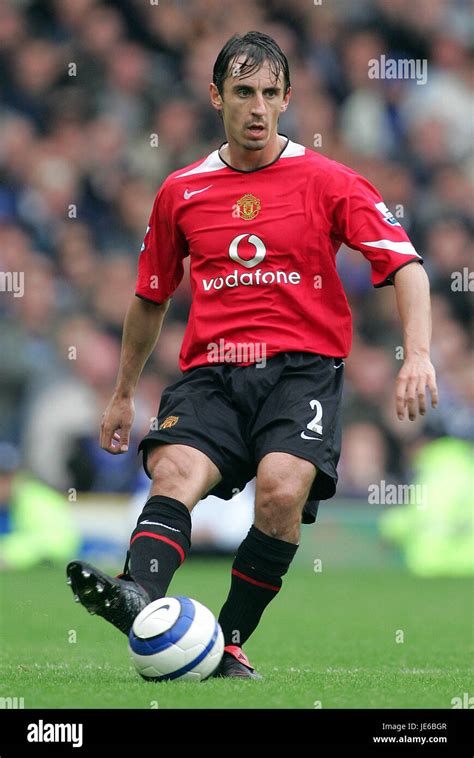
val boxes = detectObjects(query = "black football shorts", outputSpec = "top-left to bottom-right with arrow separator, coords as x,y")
138,352 -> 344,523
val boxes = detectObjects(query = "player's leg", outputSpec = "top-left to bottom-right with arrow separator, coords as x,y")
254,452 -> 316,542
216,452 -> 316,677
67,443 -> 221,635
129,442 -> 221,601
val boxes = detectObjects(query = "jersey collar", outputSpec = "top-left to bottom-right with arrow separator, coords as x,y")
217,134 -> 290,173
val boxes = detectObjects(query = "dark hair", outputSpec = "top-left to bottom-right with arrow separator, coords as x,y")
213,31 -> 291,96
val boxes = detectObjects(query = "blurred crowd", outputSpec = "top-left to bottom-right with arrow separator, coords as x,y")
0,0 -> 472,499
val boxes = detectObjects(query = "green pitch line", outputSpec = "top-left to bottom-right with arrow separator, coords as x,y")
0,561 -> 472,709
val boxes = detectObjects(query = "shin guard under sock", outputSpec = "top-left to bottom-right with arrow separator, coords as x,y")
129,495 -> 191,601
218,525 -> 298,647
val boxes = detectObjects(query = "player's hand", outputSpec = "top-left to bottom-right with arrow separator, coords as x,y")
100,393 -> 135,454
396,354 -> 438,421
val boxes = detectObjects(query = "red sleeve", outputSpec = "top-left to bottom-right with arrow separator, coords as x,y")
330,169 -> 422,287
135,182 -> 187,304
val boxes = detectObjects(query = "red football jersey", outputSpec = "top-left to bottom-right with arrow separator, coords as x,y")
136,137 -> 422,371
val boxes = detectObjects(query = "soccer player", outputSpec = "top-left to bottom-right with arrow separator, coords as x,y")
67,32 -> 438,678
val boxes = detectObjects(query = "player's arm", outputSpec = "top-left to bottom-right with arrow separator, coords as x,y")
100,180 -> 186,454
393,262 -> 438,421
328,167 -> 440,422
100,296 -> 170,454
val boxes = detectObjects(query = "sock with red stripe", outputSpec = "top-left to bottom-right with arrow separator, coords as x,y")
129,495 -> 191,601
218,525 -> 298,647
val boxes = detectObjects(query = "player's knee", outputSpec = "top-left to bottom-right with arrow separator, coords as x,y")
257,474 -> 304,514
255,484 -> 302,537
149,451 -> 194,490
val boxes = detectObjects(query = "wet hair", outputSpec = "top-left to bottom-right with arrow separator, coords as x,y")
213,31 -> 291,97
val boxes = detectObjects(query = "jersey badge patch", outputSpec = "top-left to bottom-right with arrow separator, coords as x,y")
237,194 -> 261,220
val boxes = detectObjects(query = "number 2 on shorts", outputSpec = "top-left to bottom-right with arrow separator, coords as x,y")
306,399 -> 323,435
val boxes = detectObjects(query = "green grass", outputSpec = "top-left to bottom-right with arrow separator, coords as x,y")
0,560 -> 472,709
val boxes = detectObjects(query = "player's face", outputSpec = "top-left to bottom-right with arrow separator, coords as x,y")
210,57 -> 290,153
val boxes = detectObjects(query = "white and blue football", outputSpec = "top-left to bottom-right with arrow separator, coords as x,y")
129,596 -> 224,681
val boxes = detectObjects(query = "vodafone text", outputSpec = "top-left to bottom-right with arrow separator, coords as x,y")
202,268 -> 301,291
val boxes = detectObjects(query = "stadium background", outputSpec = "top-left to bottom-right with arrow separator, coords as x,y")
0,0 -> 472,711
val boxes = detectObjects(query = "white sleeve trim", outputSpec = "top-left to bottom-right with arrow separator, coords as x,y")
360,239 -> 421,257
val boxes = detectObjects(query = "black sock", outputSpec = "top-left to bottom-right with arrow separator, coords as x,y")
218,525 -> 298,647
129,495 -> 191,601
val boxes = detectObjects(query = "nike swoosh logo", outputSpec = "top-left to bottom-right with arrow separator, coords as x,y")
333,362 -> 344,369
139,520 -> 180,532
156,604 -> 170,612
300,432 -> 323,440
184,185 -> 212,199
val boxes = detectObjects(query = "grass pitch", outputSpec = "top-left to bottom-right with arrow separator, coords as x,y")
0,559 -> 472,709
